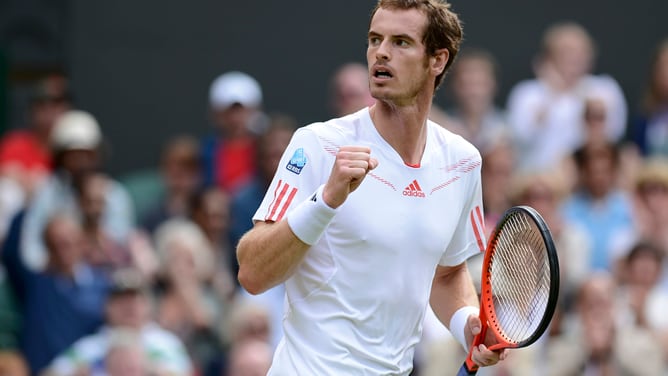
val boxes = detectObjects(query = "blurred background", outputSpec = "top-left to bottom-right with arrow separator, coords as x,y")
1,1 -> 668,376
1,0 -> 665,175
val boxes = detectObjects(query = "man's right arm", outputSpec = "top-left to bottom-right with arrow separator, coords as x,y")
236,219 -> 309,295
237,145 -> 378,295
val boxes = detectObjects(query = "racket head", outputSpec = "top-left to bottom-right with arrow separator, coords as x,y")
479,205 -> 560,349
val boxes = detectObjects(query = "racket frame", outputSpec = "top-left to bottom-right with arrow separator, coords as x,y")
461,205 -> 560,374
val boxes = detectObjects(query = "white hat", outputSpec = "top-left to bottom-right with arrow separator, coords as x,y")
51,110 -> 102,151
209,71 -> 262,110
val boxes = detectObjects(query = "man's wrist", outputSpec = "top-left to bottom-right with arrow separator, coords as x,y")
450,305 -> 479,351
287,185 -> 338,245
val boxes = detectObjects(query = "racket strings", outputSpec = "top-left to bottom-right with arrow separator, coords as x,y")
488,213 -> 551,344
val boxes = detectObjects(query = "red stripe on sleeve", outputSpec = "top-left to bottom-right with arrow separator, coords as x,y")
471,210 -> 485,253
475,205 -> 484,231
275,187 -> 298,222
267,181 -> 289,221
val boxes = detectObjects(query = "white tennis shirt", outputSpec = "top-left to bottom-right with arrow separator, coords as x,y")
253,108 -> 485,375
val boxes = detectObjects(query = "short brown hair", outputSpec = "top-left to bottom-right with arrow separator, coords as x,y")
370,0 -> 463,90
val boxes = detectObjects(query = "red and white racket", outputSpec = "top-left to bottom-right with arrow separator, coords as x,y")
457,206 -> 560,375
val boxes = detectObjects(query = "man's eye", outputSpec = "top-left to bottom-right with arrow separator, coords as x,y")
395,40 -> 408,47
369,37 -> 380,45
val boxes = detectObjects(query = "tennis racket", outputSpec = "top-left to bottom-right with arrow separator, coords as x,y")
456,205 -> 559,376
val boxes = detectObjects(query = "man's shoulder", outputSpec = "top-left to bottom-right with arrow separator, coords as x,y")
313,108 -> 369,132
427,121 -> 481,159
299,108 -> 369,146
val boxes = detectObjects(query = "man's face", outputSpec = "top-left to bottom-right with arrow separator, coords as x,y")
212,104 -> 254,138
60,149 -> 99,178
46,217 -> 84,271
79,175 -> 107,222
333,67 -> 374,116
366,8 -> 433,105
549,29 -> 592,82
194,189 -> 230,239
452,58 -> 496,110
582,155 -> 615,198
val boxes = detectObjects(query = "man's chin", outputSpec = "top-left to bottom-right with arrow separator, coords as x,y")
370,89 -> 394,101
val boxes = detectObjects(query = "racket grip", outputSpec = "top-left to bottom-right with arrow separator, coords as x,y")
459,324 -> 486,376
456,363 -> 477,376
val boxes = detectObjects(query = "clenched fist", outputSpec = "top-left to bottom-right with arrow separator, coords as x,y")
323,146 -> 379,209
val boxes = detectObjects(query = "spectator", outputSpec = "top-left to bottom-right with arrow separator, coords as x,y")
102,330 -> 149,376
140,135 -> 202,234
562,143 -> 634,272
630,157 -> 668,259
202,71 -> 267,194
75,172 -> 159,281
561,95 -> 642,193
153,218 -> 222,374
581,96 -> 612,150
189,186 -> 236,301
18,110 -> 135,272
632,38 -> 668,157
506,22 -> 627,171
224,300 -> 272,349
226,339 -> 272,376
1,213 -> 109,374
77,173 -> 132,271
329,62 -> 375,117
545,272 -> 664,376
0,73 -> 72,198
618,242 -> 668,360
203,300 -> 273,376
447,48 -> 508,149
44,268 -> 192,376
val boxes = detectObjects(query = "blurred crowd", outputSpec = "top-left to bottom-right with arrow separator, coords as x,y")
0,21 -> 666,376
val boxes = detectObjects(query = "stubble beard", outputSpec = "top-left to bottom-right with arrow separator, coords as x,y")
370,74 -> 429,107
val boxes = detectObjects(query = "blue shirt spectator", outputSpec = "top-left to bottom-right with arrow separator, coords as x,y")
1,212 -> 110,374
561,144 -> 635,271
562,190 -> 634,270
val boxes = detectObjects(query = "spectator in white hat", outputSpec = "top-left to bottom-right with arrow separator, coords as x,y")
14,110 -> 135,272
201,71 -> 268,195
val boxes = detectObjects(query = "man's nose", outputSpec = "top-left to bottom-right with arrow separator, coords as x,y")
376,40 -> 391,61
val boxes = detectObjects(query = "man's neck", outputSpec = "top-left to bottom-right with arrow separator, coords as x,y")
370,98 -> 431,166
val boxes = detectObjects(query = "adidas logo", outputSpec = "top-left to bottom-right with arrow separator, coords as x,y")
402,179 -> 425,198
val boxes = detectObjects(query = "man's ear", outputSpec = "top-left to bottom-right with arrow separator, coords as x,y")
431,48 -> 449,76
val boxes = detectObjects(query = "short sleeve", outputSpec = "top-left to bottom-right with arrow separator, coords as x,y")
439,155 -> 486,266
253,126 -> 331,223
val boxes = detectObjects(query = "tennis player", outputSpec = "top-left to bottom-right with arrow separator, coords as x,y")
237,0 -> 505,374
